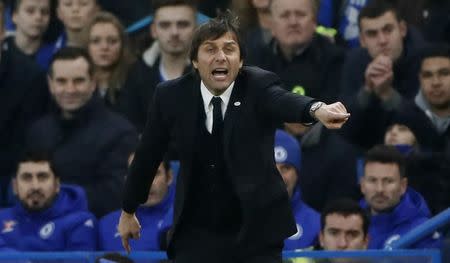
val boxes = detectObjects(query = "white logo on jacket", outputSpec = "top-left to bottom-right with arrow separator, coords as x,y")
39,222 -> 55,239
288,224 -> 303,240
274,146 -> 288,163
384,234 -> 401,248
2,220 -> 17,233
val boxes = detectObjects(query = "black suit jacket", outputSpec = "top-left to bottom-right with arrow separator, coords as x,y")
123,66 -> 316,257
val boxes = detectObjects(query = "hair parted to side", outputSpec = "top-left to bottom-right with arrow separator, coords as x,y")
48,47 -> 94,78
189,9 -> 245,62
358,0 -> 402,30
321,198 -> 370,237
364,144 -> 406,178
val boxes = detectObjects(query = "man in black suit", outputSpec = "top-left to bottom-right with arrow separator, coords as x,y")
119,11 -> 350,263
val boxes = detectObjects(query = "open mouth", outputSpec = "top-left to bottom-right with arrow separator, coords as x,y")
212,68 -> 228,80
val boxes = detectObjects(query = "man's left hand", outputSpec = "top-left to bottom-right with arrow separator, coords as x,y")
314,102 -> 350,129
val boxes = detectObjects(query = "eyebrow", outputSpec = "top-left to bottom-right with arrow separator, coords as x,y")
202,40 -> 237,46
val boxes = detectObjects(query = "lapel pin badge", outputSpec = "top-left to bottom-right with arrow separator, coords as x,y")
234,101 -> 241,106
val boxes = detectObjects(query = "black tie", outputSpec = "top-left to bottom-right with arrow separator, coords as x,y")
211,96 -> 223,137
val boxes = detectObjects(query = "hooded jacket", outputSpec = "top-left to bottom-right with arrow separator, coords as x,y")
0,185 -> 97,251
360,187 -> 442,249
284,186 -> 320,250
98,185 -> 175,251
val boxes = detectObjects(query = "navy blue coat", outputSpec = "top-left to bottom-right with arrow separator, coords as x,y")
26,96 -> 138,217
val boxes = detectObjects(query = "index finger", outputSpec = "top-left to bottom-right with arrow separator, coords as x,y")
121,235 -> 131,254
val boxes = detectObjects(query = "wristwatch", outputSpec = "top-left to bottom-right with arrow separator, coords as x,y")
309,101 -> 324,120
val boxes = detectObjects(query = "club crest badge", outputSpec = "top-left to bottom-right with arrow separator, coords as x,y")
39,222 -> 55,239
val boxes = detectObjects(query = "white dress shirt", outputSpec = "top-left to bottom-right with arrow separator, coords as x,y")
200,81 -> 235,133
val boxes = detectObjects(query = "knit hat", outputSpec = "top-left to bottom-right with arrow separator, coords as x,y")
274,129 -> 301,172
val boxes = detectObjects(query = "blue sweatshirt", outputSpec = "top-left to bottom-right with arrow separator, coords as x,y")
98,186 -> 174,251
361,187 -> 442,249
284,186 -> 320,250
0,184 -> 97,251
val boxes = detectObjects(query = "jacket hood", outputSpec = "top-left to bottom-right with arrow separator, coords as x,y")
15,184 -> 89,220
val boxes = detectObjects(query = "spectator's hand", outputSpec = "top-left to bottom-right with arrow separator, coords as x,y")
118,211 -> 141,253
365,55 -> 394,100
314,102 -> 350,129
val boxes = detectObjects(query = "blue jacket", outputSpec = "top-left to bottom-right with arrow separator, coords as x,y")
284,186 -> 320,250
99,186 -> 175,251
361,187 -> 442,249
0,185 -> 97,251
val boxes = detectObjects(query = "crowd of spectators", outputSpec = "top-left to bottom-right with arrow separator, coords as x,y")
0,0 -> 449,260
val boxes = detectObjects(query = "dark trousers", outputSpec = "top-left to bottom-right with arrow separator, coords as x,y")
173,227 -> 283,263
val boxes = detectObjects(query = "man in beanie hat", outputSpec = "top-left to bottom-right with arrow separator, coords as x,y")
275,129 -> 320,250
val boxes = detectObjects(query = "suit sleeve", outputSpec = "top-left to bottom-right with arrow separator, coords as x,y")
261,84 -> 316,124
122,85 -> 171,213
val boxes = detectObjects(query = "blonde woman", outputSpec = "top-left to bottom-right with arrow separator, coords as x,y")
86,11 -> 135,107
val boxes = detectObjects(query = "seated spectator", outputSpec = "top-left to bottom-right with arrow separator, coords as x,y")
390,44 -> 450,154
99,161 -> 174,251
319,198 -> 369,251
5,0 -> 54,69
86,11 -> 135,108
25,47 -> 138,217
55,0 -> 99,48
249,0 -> 344,104
274,130 -> 320,250
383,123 -> 450,215
0,151 -> 97,251
342,43 -> 450,153
119,0 -> 196,133
384,123 -> 418,150
0,1 -> 49,206
360,145 -> 441,249
340,1 -> 427,150
285,198 -> 368,263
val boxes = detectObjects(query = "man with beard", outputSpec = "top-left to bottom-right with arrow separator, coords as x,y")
359,145 -> 441,249
0,151 -> 97,251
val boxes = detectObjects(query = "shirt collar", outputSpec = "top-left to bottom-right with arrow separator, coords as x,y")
200,81 -> 235,112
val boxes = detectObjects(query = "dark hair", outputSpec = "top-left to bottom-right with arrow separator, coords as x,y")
95,253 -> 134,263
152,0 -> 196,14
48,47 -> 94,78
16,150 -> 57,177
189,10 -> 245,62
358,0 -> 402,30
321,198 -> 370,237
420,43 -> 450,65
364,144 -> 406,178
